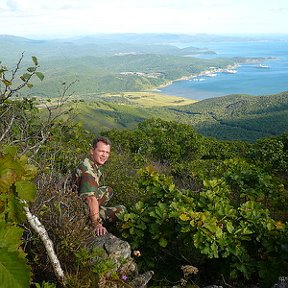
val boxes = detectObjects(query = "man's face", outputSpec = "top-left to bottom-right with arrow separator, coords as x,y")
90,141 -> 110,166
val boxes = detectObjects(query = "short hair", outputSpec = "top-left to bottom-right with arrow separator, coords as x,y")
92,136 -> 112,149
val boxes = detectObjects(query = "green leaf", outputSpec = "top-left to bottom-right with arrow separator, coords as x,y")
149,223 -> 160,234
215,226 -> 223,238
159,237 -> 168,247
2,146 -> 18,157
241,226 -> 253,235
32,56 -> 38,66
179,213 -> 190,221
149,211 -> 159,219
204,222 -> 217,233
129,227 -> 135,235
135,201 -> 144,211
180,225 -> 191,233
0,248 -> 32,288
226,221 -> 234,233
7,195 -> 26,223
2,79 -> 12,86
35,72 -> 44,81
211,241 -> 219,258
0,222 -> 23,251
266,220 -> 275,231
136,221 -> 146,230
20,73 -> 31,81
0,169 -> 16,193
15,181 -> 36,202
27,67 -> 37,73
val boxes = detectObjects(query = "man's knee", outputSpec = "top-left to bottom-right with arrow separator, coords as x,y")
102,205 -> 126,222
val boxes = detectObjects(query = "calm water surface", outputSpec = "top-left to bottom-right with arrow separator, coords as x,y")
159,38 -> 288,100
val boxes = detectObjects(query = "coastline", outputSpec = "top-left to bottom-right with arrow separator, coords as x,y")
153,63 -> 239,91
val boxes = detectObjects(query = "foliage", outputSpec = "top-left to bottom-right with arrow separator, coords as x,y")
0,54 -> 44,104
1,54 -> 288,288
0,146 -> 37,288
0,56 -> 94,287
33,281 -> 57,288
107,118 -> 204,164
69,91 -> 288,142
71,247 -> 117,287
250,133 -> 288,173
118,162 -> 288,287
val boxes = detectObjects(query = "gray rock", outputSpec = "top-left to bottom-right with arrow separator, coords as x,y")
86,232 -> 132,264
272,277 -> 288,288
130,270 -> 154,288
86,232 -> 154,287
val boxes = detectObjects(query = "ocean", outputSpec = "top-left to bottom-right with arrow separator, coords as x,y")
158,36 -> 288,100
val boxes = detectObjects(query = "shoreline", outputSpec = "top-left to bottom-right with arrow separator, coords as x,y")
153,63 -> 239,91
153,55 -> 274,93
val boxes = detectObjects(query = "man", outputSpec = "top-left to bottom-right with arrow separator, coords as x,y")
74,136 -> 125,236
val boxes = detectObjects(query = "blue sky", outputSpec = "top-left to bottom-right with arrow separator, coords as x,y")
1,0 -> 287,39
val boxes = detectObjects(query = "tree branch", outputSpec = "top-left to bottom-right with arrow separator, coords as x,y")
22,202 -> 65,283
0,115 -> 15,142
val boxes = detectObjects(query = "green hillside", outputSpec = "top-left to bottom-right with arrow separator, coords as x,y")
31,53 -> 240,97
68,92 -> 195,131
64,91 -> 288,142
173,92 -> 288,141
1,34 -> 286,142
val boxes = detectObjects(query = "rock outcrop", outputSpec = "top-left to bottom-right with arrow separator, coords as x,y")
86,232 -> 154,287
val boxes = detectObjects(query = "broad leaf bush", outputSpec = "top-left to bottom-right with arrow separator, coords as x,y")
0,146 -> 37,288
118,165 -> 288,287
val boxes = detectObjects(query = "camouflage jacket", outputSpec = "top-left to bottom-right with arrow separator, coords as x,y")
73,157 -> 104,197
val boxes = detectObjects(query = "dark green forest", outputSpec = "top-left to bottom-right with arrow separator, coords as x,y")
70,91 -> 288,142
1,53 -> 288,288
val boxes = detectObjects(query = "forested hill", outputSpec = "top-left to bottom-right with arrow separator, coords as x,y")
170,92 -> 288,141
68,91 -> 288,142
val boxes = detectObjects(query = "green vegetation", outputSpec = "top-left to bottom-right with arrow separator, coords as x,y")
176,92 -> 288,141
61,91 -> 288,142
104,119 -> 288,287
30,53 -> 238,97
1,52 -> 288,288
0,146 -> 36,288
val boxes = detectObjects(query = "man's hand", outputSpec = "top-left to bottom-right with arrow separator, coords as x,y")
85,196 -> 107,236
94,223 -> 107,236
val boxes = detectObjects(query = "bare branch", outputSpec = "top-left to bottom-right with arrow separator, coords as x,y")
0,115 -> 15,142
23,202 -> 66,284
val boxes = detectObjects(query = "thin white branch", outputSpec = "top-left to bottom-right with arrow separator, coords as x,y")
22,203 -> 65,283
0,115 -> 15,142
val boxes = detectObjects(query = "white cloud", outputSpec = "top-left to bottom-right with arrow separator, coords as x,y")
0,0 -> 288,38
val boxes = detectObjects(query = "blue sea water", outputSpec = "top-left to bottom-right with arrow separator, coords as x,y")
158,37 -> 288,100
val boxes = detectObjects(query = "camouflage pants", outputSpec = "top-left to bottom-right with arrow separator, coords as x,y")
92,186 -> 126,223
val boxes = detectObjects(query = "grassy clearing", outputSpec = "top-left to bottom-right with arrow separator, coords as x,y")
102,91 -> 196,107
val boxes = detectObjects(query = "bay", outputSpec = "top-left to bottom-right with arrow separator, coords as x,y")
158,36 -> 288,100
